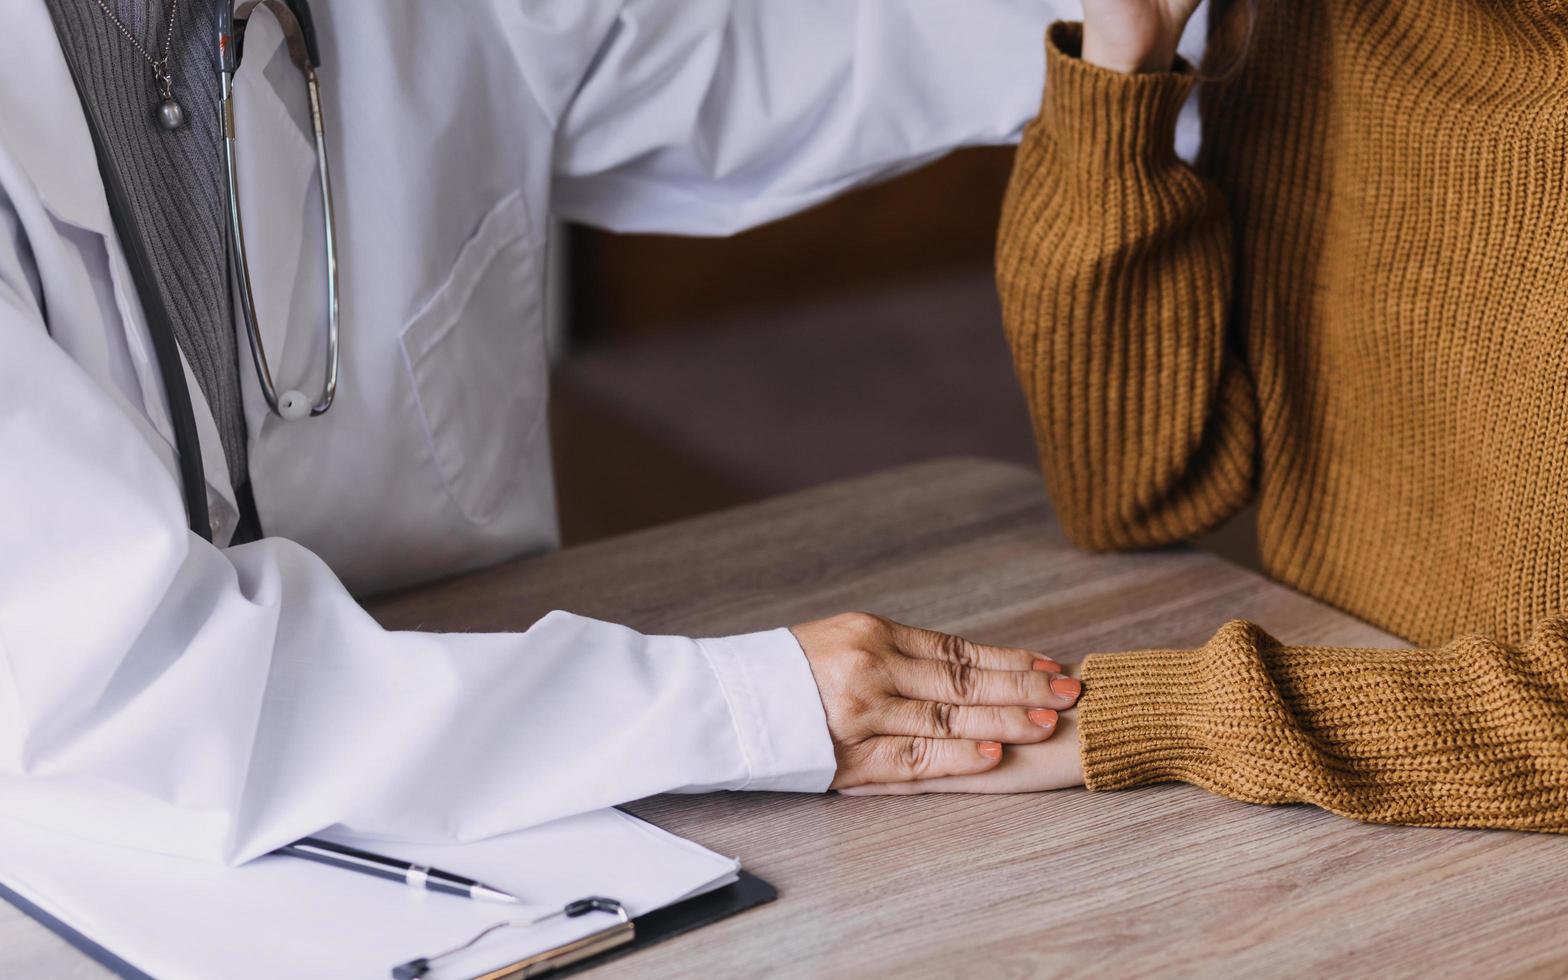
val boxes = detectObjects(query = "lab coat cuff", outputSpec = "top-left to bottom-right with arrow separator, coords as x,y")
698,628 -> 837,793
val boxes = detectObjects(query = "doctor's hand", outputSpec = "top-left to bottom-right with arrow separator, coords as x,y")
836,711 -> 1085,797
791,613 -> 1081,789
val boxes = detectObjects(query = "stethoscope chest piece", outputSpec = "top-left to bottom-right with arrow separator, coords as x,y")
277,389 -> 312,421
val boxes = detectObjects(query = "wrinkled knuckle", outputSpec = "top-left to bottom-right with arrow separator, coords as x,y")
945,661 -> 980,702
927,700 -> 957,739
897,738 -> 932,778
937,632 -> 978,669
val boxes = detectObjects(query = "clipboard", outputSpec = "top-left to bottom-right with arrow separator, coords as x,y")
0,878 -> 156,980
0,851 -> 776,980
553,870 -> 775,978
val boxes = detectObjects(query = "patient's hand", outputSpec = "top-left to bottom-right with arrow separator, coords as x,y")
792,613 -> 1080,790
835,711 -> 1085,796
1082,0 -> 1204,74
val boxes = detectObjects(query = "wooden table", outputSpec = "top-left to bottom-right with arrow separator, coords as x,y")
7,460 -> 1566,978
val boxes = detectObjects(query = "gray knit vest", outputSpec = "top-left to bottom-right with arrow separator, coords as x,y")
45,0 -> 249,487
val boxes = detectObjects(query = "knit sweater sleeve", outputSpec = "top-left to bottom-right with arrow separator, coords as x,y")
1080,621 -> 1568,833
1006,26 -> 1568,833
997,23 -> 1256,551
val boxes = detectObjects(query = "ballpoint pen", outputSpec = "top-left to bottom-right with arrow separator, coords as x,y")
275,837 -> 522,904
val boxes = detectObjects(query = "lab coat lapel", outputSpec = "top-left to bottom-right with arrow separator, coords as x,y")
0,0 -> 239,530
0,2 -> 114,238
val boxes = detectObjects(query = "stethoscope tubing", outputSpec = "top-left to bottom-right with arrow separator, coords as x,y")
54,0 -> 333,537
220,0 -> 339,421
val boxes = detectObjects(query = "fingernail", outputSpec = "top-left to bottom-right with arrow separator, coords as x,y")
1028,708 -> 1058,729
1051,675 -> 1082,699
1033,659 -> 1060,672
978,741 -> 1003,760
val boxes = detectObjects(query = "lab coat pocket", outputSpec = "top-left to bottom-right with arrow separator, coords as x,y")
399,191 -> 545,526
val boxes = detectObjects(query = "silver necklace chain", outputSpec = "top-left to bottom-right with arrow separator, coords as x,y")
86,0 -> 186,128
89,0 -> 178,80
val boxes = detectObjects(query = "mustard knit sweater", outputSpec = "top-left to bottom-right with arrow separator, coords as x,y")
998,16 -> 1568,833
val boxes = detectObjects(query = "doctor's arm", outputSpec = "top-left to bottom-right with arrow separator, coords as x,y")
0,301 -> 1081,864
548,0 -> 1079,236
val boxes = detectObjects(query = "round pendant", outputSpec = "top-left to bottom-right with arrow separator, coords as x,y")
156,99 -> 185,131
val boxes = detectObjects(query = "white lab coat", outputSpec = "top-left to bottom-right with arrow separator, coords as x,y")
0,0 -> 1079,865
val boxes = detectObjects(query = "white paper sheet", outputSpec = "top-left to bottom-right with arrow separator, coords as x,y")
0,808 -> 739,978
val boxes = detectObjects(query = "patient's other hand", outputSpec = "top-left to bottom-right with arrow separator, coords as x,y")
1082,0 -> 1204,74
836,712 -> 1085,796
791,613 -> 1080,790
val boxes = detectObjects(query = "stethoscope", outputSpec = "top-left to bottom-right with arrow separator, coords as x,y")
219,0 -> 341,423
67,0 -> 336,539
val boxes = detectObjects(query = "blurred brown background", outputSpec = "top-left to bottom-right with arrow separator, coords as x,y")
550,146 -> 1037,545
549,145 -> 1260,566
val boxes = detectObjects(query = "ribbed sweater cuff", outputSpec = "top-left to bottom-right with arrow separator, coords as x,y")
1078,620 -> 1330,795
1042,22 -> 1197,171
1078,648 -> 1217,791
1077,620 -> 1568,834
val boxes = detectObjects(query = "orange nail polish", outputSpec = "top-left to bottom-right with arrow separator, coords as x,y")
1028,708 -> 1058,729
1051,675 -> 1082,699
1032,659 -> 1060,672
978,741 -> 1003,760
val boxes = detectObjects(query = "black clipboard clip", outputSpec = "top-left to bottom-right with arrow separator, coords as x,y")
391,897 -> 633,980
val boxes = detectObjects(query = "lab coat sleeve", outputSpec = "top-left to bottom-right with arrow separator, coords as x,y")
0,300 -> 835,865
548,0 -> 1079,235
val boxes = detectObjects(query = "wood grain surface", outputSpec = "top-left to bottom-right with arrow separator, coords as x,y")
6,459 -> 1566,978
